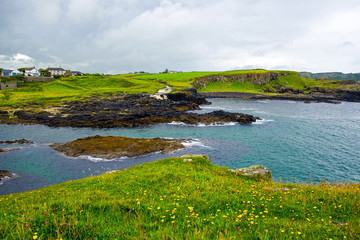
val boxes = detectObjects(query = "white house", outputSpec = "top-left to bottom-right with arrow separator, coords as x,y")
11,69 -> 22,76
24,67 -> 40,77
1,69 -> 22,76
47,67 -> 67,76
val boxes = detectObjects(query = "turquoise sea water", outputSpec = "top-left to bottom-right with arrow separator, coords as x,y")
0,99 -> 359,195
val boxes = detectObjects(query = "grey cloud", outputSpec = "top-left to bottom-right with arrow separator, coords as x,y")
1,0 -> 360,73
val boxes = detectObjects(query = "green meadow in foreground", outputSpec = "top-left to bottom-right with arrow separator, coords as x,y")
1,155 -> 359,239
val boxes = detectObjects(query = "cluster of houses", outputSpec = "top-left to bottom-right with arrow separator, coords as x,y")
1,67 -> 82,77
0,67 -> 83,90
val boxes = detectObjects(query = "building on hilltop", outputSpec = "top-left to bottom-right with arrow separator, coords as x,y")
24,67 -> 40,77
47,67 -> 67,76
70,71 -> 83,76
1,69 -> 22,76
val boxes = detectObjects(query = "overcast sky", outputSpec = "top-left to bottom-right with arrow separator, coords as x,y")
1,0 -> 360,74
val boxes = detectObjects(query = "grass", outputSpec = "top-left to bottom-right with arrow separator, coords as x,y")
1,155 -> 359,239
134,70 -> 296,91
134,72 -> 219,91
0,75 -> 164,107
1,70 -> 359,109
197,72 -> 360,94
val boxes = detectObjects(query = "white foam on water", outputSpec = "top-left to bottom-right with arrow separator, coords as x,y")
182,140 -> 211,149
168,121 -> 187,125
252,119 -> 274,125
77,155 -> 127,162
168,122 -> 238,127
197,122 -> 237,127
0,174 -> 15,185
256,100 -> 270,103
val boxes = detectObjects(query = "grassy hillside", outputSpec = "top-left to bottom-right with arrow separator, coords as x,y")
196,71 -> 360,94
0,74 -> 164,107
1,70 -> 359,108
134,72 -> 219,90
134,70 -> 296,91
1,155 -> 359,239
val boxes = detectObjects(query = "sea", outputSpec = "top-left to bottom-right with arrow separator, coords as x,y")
0,98 -> 359,195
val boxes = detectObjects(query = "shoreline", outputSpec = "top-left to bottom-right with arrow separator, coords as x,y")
198,91 -> 360,103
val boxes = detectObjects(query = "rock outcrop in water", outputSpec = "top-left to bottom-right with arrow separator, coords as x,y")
0,139 -> 33,144
0,170 -> 13,180
2,89 -> 259,128
51,135 -> 189,159
0,148 -> 21,153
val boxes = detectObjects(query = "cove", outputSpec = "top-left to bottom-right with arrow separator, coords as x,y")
1,98 -> 359,195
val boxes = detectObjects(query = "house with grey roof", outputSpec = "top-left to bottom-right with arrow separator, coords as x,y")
70,71 -> 83,76
1,69 -> 22,76
47,67 -> 67,76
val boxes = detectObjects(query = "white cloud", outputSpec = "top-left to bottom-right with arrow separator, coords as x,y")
0,53 -> 35,69
1,0 -> 360,73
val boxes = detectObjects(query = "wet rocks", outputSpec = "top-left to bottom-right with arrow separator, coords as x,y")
0,139 -> 33,144
0,170 -> 13,180
0,148 -> 21,153
51,135 -> 189,159
7,89 -> 259,128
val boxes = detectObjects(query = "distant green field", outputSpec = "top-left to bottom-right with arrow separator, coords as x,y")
134,72 -> 219,90
0,75 -> 164,107
1,70 -> 359,108
134,70 -> 296,91
197,71 -> 360,94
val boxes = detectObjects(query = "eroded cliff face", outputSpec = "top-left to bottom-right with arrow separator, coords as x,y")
192,72 -> 292,89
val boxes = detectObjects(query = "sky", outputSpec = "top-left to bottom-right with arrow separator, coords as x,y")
1,0 -> 360,74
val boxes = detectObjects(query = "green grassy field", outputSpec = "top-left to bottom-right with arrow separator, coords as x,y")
1,70 -> 359,109
1,155 -> 358,239
0,75 -> 164,107
196,71 -> 360,94
134,72 -> 219,90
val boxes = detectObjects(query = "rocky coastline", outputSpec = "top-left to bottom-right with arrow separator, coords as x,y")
0,139 -> 33,144
0,89 -> 259,128
51,135 -> 190,159
199,90 -> 360,103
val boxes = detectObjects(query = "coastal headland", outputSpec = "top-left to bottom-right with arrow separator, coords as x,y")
0,89 -> 258,127
1,69 -> 359,128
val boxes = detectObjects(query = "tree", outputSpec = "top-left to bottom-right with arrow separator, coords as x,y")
39,69 -> 51,77
17,68 -> 27,73
163,69 -> 169,73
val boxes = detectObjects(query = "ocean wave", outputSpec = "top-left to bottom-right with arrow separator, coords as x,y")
0,174 -> 16,185
197,122 -> 237,127
256,100 -> 270,103
252,119 -> 274,125
168,121 -> 187,125
77,155 -> 127,162
200,106 -> 234,110
169,121 -> 237,127
182,140 -> 211,149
